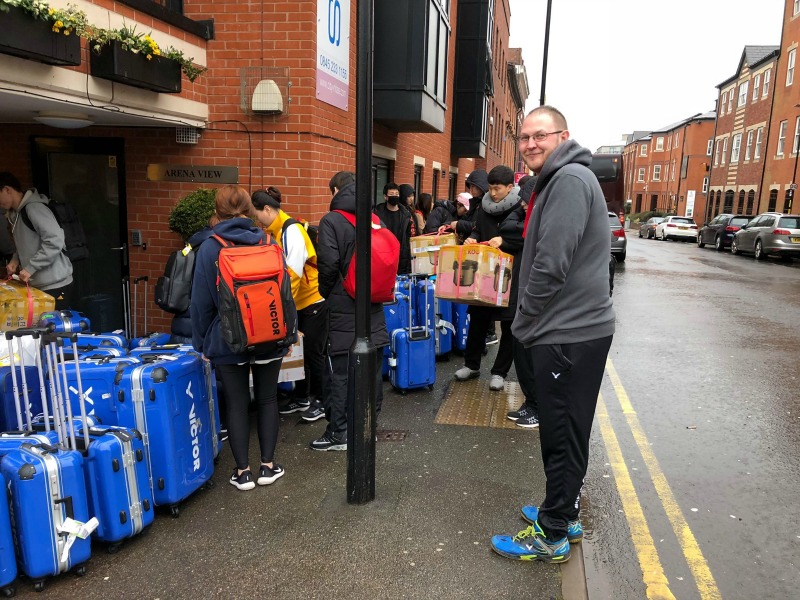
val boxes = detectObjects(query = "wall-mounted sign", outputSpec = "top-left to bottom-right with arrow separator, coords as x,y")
316,0 -> 350,111
686,190 -> 696,217
146,164 -> 238,184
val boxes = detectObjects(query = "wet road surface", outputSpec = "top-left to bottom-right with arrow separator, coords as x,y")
584,234 -> 800,599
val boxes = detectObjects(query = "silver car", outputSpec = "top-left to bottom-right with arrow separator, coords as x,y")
731,212 -> 800,260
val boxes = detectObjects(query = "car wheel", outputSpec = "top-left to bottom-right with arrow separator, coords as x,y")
647,230 -> 653,239
638,229 -> 643,238
731,238 -> 739,255
714,236 -> 724,251
697,234 -> 705,248
617,251 -> 626,262
755,240 -> 766,261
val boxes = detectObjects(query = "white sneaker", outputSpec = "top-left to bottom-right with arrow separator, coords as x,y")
489,375 -> 505,391
454,366 -> 480,381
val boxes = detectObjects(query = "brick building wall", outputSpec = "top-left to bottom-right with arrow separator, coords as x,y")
624,139 -> 653,214
761,0 -> 800,214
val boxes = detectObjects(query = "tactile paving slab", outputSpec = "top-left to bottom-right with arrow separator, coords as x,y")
434,379 -> 525,429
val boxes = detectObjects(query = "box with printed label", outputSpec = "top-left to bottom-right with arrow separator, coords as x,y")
410,233 -> 457,275
0,279 -> 55,331
278,332 -> 304,383
434,244 -> 513,308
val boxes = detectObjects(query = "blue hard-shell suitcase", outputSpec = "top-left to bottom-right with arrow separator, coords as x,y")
77,332 -> 128,348
382,291 -> 413,378
389,276 -> 436,391
452,302 -> 470,352
433,296 -> 454,357
0,443 -> 92,590
0,472 -> 16,597
38,310 -> 91,333
114,353 -> 218,514
79,426 -> 154,545
0,365 -> 44,432
129,332 -> 172,350
60,356 -> 140,426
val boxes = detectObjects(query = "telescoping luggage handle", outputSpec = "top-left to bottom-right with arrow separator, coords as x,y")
133,276 -> 149,339
5,329 -> 50,432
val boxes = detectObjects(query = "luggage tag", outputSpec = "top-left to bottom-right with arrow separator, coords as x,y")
58,517 -> 99,562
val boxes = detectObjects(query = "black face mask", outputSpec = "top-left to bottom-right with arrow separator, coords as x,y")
387,196 -> 399,206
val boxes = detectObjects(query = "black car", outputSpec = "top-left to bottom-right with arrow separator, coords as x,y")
697,214 -> 754,251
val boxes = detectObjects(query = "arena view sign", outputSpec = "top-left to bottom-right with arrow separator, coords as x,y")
146,164 -> 239,183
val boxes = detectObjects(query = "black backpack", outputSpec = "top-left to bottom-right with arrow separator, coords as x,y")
154,244 -> 196,314
20,198 -> 90,262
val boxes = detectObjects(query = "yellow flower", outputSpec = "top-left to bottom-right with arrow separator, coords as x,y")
146,54 -> 152,60
55,20 -> 63,28
64,30 -> 70,36
48,8 -> 54,14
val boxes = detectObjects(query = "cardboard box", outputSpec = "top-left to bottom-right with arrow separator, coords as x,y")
278,332 -> 305,383
0,279 -> 55,330
410,233 -> 457,275
434,244 -> 513,308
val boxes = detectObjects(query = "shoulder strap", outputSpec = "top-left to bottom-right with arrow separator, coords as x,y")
19,202 -> 54,232
212,234 -> 231,248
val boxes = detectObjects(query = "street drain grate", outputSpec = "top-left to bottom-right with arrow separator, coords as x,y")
376,429 -> 408,442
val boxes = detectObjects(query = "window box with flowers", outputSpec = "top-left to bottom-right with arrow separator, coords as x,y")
0,0 -> 83,66
87,26 -> 205,94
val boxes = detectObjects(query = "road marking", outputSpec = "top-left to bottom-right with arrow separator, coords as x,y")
606,359 -> 722,600
597,393 -> 676,600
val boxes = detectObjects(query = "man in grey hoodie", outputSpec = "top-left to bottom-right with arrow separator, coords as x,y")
491,107 -> 614,564
0,172 -> 73,308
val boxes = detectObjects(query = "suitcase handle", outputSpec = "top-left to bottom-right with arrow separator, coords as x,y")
54,495 -> 74,520
28,442 -> 60,454
5,328 -> 43,339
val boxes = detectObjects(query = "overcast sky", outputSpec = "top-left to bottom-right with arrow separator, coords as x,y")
508,0 -> 785,152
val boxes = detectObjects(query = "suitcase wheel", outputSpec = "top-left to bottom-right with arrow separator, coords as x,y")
170,505 -> 181,518
73,566 -> 87,577
107,542 -> 123,555
33,581 -> 45,593
1,584 -> 15,598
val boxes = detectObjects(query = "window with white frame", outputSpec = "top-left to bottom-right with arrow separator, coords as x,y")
714,140 -> 722,166
707,139 -> 713,155
667,137 -> 671,151
655,137 -> 664,151
653,165 -> 661,181
755,127 -> 763,158
670,161 -> 675,181
763,69 -> 771,96
753,73 -> 761,100
778,120 -> 788,155
788,49 -> 796,86
727,90 -> 734,112
795,0 -> 800,15
674,132 -> 679,146
720,92 -> 727,114
637,167 -> 645,182
738,81 -> 749,107
702,177 -> 709,194
731,133 -> 742,163
745,130 -> 754,160
722,137 -> 728,165
794,117 -> 800,154
640,145 -> 648,156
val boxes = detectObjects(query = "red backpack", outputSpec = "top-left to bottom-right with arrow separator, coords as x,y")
333,210 -> 400,303
213,234 -> 297,354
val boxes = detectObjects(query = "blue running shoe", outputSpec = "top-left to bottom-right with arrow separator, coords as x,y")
521,505 -> 583,543
491,521 -> 570,563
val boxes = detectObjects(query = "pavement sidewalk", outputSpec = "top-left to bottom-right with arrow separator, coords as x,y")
14,357 -> 585,599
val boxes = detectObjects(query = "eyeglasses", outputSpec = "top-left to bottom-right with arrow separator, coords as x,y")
516,131 -> 564,144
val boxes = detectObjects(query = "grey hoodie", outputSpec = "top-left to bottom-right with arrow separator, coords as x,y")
511,140 -> 615,347
10,189 -> 73,291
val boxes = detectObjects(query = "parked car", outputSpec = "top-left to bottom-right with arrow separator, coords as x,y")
638,216 -> 665,239
730,212 -> 800,260
697,214 -> 754,251
655,216 -> 698,241
609,211 -> 627,262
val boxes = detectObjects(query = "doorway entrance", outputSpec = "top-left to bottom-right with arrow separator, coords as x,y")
31,137 -> 128,331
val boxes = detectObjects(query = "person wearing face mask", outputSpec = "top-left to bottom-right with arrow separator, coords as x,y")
373,182 -> 411,274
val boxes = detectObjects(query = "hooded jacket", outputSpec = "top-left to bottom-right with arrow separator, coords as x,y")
318,183 -> 390,356
9,189 -> 72,291
191,218 -> 292,364
454,170 -> 489,238
511,140 -> 615,347
373,201 -> 412,274
170,226 -> 215,340
424,199 -> 458,234
397,184 -> 422,236
265,208 -> 324,311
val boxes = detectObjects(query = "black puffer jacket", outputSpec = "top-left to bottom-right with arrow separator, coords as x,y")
318,183 -> 390,356
373,202 -> 412,274
424,199 -> 458,234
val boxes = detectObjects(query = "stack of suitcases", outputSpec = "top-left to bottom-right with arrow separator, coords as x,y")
0,306 -> 222,594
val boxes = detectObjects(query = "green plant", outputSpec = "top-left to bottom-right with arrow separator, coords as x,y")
87,23 -> 207,82
1,0 -> 89,36
169,188 -> 217,242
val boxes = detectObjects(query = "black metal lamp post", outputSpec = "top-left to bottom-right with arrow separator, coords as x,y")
539,0 -> 553,106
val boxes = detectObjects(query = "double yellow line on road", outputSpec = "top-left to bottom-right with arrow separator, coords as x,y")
596,359 -> 721,600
